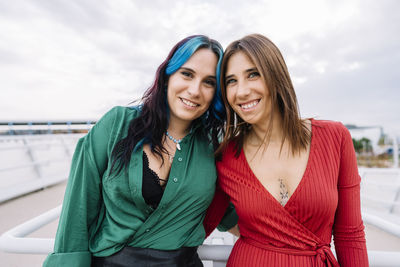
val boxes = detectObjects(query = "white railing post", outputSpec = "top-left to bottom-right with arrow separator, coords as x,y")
22,137 -> 41,178
393,135 -> 399,168
60,135 -> 71,157
389,170 -> 400,214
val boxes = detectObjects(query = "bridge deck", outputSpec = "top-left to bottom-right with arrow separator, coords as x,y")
1,182 -> 400,267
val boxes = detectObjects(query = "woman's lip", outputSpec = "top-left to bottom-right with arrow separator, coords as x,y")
239,99 -> 260,110
180,97 -> 200,108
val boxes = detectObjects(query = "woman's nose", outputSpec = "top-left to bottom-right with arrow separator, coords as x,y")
187,81 -> 201,97
236,81 -> 250,98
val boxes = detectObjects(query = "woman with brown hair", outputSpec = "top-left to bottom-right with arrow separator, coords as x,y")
204,34 -> 369,266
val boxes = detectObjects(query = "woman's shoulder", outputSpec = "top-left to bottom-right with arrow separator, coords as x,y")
220,140 -> 240,160
97,105 -> 141,126
86,106 -> 141,139
311,119 -> 351,143
312,118 -> 348,132
104,105 -> 140,119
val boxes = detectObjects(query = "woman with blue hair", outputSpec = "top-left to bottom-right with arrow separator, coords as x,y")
43,35 -> 236,267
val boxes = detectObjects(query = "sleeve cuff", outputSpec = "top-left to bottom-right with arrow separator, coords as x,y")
216,202 -> 238,232
43,251 -> 91,267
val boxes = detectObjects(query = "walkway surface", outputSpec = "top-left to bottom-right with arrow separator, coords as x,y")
1,182 -> 400,267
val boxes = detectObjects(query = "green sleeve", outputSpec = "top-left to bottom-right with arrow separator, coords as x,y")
42,251 -> 91,267
216,202 -> 238,232
43,108 -> 118,267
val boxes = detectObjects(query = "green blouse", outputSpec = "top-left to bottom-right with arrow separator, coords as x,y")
43,106 -> 236,267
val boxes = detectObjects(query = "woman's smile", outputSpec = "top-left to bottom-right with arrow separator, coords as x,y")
180,97 -> 200,108
239,99 -> 260,111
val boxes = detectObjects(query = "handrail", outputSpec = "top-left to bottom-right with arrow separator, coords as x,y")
0,121 -> 94,135
0,176 -> 67,203
0,134 -> 83,203
0,134 -> 82,141
367,251 -> 400,266
0,206 -> 60,254
0,121 -> 95,126
360,167 -> 400,216
362,212 -> 400,237
0,158 -> 68,172
361,195 -> 400,207
1,206 -> 400,266
362,180 -> 400,187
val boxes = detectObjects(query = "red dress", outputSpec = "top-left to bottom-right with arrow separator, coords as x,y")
205,120 -> 369,266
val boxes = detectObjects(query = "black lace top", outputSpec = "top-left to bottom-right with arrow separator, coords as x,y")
142,152 -> 167,209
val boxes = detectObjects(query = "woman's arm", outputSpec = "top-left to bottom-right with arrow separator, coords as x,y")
203,185 -> 238,238
333,124 -> 369,266
43,108 -> 117,267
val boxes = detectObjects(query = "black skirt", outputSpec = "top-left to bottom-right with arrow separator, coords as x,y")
91,246 -> 203,267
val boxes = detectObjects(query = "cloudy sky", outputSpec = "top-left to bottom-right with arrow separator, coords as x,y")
0,0 -> 399,135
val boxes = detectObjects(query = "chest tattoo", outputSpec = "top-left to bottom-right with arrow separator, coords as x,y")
278,178 -> 289,206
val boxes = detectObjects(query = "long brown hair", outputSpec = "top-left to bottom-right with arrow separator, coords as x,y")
217,33 -> 310,157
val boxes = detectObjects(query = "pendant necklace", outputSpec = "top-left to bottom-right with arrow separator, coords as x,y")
166,131 -> 182,151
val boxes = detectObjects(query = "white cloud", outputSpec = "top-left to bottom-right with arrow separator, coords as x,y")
0,0 -> 399,134
339,61 -> 362,72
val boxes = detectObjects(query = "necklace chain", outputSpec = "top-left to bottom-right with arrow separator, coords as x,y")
166,131 -> 182,150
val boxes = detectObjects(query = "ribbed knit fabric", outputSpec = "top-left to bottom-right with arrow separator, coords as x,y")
204,120 -> 369,267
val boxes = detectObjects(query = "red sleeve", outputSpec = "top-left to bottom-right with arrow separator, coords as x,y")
333,124 -> 369,266
203,184 -> 230,238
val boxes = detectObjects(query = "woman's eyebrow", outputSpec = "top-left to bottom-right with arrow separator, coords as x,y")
180,67 -> 216,79
245,67 -> 258,73
180,67 -> 195,73
225,67 -> 258,79
225,74 -> 234,80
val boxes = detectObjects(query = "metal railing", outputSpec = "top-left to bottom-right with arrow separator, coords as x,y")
1,134 -> 400,265
0,121 -> 94,135
0,134 -> 84,203
359,167 -> 400,224
358,167 -> 400,239
0,205 -> 400,266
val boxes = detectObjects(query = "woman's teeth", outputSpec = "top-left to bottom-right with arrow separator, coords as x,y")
241,100 -> 259,109
181,98 -> 198,107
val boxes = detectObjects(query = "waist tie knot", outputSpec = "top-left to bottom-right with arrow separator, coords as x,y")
242,237 -> 340,267
315,245 -> 338,266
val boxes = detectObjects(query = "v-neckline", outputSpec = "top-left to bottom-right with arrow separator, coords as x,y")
240,120 -> 315,209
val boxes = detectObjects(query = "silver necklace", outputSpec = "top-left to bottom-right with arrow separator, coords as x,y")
166,131 -> 182,150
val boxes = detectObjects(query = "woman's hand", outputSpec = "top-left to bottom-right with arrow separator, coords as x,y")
228,224 -> 240,237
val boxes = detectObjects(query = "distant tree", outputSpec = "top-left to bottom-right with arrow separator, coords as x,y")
378,135 -> 386,146
353,138 -> 363,154
360,137 -> 372,153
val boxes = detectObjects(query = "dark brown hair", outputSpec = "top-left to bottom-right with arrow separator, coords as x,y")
217,33 -> 310,157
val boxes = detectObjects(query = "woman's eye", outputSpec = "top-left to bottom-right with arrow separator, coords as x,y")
248,71 -> 260,79
181,71 -> 193,78
225,78 -> 236,86
204,79 -> 216,87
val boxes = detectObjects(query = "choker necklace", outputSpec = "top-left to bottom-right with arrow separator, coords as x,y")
166,131 -> 182,150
